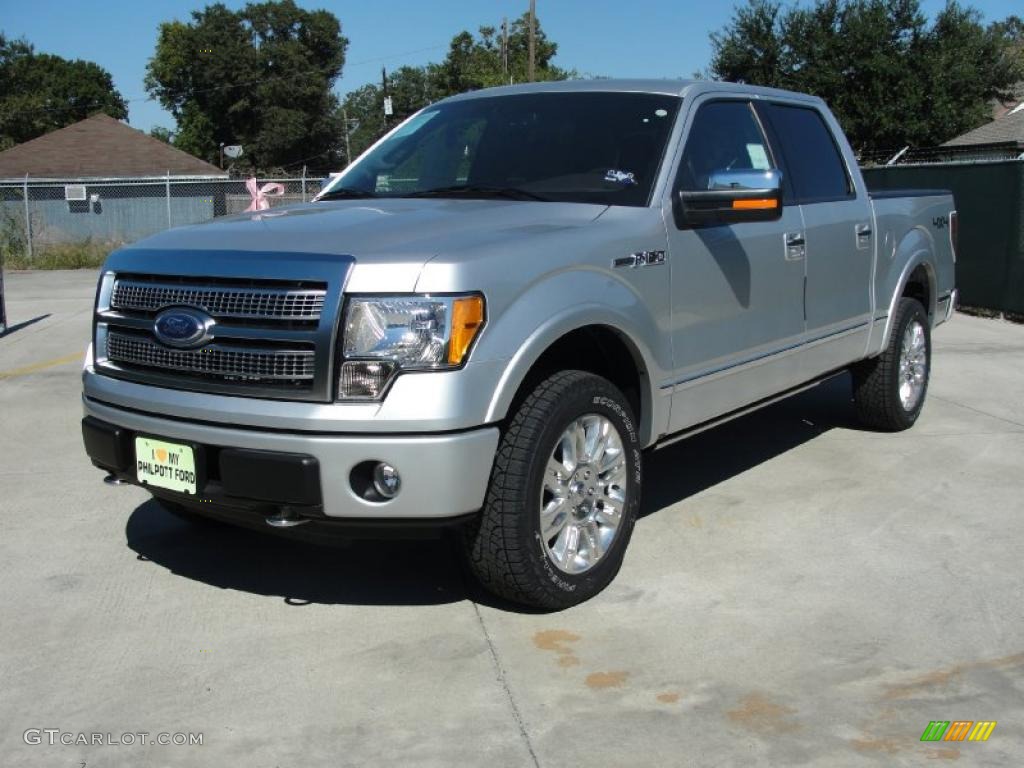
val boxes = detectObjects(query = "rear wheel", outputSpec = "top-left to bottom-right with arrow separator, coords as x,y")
462,370 -> 642,610
852,297 -> 931,431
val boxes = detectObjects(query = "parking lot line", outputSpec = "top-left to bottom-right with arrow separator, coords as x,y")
0,352 -> 82,380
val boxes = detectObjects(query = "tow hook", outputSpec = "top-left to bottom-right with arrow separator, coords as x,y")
103,474 -> 127,486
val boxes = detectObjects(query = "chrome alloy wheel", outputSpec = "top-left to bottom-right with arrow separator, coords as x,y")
898,319 -> 928,411
539,413 -> 628,574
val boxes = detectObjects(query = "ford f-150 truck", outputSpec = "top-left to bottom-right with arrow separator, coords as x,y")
81,80 -> 957,609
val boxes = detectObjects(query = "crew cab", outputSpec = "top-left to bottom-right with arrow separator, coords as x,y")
81,80 -> 957,609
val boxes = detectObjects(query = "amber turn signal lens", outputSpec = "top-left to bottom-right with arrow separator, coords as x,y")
732,198 -> 779,210
448,296 -> 485,365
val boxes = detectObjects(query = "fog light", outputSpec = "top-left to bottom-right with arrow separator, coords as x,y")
338,360 -> 395,400
373,462 -> 401,498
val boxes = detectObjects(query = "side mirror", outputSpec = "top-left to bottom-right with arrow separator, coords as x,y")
675,168 -> 783,228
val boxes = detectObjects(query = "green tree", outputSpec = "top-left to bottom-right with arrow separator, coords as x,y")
708,0 -> 788,89
149,126 -> 175,144
433,12 -> 573,94
708,0 -> 1022,151
339,13 -> 573,161
145,0 -> 348,171
0,33 -> 128,150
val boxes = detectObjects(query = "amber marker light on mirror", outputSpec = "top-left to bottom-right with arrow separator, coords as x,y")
732,198 -> 779,210
448,296 -> 485,365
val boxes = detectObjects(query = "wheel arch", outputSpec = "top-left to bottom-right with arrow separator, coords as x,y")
485,315 -> 662,446
879,238 -> 938,352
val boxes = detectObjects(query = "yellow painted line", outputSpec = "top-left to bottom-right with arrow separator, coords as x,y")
0,352 -> 82,380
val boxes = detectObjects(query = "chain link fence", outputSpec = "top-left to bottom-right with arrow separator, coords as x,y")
0,173 -> 330,268
858,144 -> 1024,167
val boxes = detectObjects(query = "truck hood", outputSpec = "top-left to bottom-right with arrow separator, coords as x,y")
132,198 -> 608,264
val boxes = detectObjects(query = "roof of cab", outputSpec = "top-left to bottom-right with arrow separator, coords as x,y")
440,78 -> 822,106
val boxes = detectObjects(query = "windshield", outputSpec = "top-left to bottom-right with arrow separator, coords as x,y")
319,91 -> 681,206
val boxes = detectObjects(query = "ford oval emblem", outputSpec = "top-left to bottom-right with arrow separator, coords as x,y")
153,308 -> 214,349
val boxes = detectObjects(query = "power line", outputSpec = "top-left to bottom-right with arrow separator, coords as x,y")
0,43 -> 450,120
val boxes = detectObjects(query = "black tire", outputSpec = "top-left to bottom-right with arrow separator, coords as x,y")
852,297 -> 931,431
462,370 -> 642,610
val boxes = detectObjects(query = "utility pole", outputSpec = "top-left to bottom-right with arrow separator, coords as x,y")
342,108 -> 352,166
381,66 -> 390,131
502,17 -> 509,81
527,0 -> 536,82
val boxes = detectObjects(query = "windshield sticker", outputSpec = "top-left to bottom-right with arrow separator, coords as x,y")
604,169 -> 637,185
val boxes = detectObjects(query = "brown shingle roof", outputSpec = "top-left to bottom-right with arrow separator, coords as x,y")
943,108 -> 1024,148
0,114 -> 226,179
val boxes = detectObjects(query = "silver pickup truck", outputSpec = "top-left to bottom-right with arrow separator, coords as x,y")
82,80 -> 957,609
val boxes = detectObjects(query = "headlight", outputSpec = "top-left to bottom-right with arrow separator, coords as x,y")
338,294 -> 484,400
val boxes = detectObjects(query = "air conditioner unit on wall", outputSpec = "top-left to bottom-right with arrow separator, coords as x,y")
64,184 -> 87,201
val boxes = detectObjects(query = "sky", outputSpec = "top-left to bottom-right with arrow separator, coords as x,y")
2,0 -> 1020,133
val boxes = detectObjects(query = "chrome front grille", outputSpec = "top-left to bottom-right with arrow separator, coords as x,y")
107,332 -> 315,383
111,279 -> 326,321
94,266 -> 346,402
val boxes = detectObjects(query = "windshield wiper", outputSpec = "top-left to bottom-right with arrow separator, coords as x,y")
398,184 -> 551,202
316,187 -> 378,201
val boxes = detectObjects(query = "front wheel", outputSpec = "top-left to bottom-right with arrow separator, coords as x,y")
462,370 -> 642,610
852,297 -> 931,431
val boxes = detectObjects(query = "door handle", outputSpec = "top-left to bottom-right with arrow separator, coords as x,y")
785,232 -> 806,261
855,223 -> 872,250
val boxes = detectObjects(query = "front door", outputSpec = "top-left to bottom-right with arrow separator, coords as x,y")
663,97 -> 807,433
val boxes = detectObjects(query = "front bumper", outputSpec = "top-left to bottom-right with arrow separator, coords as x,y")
83,395 -> 499,521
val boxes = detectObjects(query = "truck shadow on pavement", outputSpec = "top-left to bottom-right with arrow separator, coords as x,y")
125,374 -> 860,608
640,372 -> 860,518
125,503 -> 472,607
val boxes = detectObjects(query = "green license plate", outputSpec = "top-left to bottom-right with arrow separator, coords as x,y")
135,437 -> 197,494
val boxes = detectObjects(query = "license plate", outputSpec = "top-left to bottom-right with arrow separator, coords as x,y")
135,437 -> 197,494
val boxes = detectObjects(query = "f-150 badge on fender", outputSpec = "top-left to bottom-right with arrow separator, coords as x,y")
613,250 -> 666,269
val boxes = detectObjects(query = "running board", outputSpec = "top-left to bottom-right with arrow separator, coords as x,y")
653,369 -> 847,451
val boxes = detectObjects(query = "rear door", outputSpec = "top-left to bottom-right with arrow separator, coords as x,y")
757,102 -> 874,370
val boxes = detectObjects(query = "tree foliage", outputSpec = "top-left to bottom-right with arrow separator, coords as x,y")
339,13 -> 574,161
709,0 -> 1023,151
434,13 -> 572,94
0,33 -> 128,150
149,126 -> 175,144
145,0 -> 348,171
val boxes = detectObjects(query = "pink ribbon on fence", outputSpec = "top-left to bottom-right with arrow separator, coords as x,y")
244,177 -> 285,212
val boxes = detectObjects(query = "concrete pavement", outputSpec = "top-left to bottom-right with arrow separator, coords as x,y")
1,269 -> 1021,766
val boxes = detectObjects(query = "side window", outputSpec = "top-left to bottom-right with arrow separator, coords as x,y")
677,101 -> 773,192
764,104 -> 852,203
